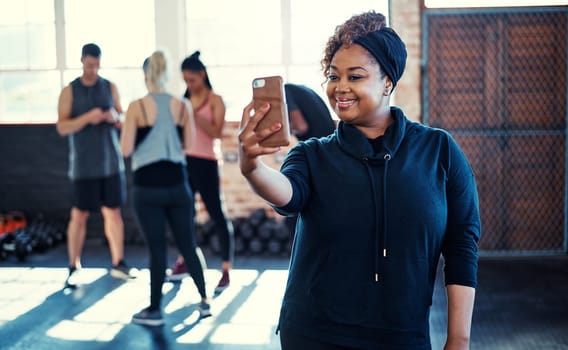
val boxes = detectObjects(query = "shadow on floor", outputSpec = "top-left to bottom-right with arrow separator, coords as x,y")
1,240 -> 567,349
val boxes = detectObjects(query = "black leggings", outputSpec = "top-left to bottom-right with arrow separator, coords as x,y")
133,183 -> 207,310
187,156 -> 234,262
280,327 -> 362,350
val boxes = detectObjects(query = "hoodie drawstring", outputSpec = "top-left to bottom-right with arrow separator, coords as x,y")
362,153 -> 391,283
382,154 -> 391,261
362,153 -> 390,283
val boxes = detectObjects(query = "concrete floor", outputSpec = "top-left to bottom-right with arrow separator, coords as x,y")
0,240 -> 567,350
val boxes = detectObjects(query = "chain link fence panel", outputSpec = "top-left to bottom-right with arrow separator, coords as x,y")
423,8 -> 568,255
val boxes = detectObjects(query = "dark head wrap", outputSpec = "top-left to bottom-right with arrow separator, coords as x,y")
353,27 -> 407,92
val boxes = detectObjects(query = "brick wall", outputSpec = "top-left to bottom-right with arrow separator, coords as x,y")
195,121 -> 297,223
390,0 -> 423,123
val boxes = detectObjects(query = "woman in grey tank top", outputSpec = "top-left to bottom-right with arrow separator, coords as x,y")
120,50 -> 211,326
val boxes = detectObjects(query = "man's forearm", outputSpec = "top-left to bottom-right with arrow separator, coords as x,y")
56,113 -> 91,136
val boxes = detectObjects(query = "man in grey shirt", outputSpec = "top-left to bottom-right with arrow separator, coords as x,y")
56,43 -> 136,288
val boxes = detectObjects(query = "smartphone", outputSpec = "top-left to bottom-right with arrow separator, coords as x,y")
252,76 -> 290,147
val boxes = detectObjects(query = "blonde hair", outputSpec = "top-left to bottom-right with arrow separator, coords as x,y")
145,50 -> 169,89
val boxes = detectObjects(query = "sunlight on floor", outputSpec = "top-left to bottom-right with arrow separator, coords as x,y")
229,270 -> 287,324
73,279 -> 149,324
46,320 -> 124,342
165,269 -> 259,316
0,267 -> 107,322
0,266 -> 288,346
205,270 -> 288,345
210,324 -> 275,345
174,270 -> 288,345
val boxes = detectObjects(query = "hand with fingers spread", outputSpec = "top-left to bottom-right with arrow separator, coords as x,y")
237,101 -> 293,207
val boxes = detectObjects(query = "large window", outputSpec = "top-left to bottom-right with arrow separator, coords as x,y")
64,0 -> 155,70
0,0 -> 57,123
0,0 -> 390,123
0,0 -> 154,124
62,0 -> 155,118
186,0 -> 389,121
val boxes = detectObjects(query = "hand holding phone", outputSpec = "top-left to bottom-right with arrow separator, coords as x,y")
252,76 -> 290,147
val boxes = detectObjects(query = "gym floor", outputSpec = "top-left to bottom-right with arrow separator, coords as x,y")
0,240 -> 567,350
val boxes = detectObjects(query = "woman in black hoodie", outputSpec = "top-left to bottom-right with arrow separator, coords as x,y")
238,11 -> 480,350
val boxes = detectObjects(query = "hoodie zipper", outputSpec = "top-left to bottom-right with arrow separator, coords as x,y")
362,153 -> 391,283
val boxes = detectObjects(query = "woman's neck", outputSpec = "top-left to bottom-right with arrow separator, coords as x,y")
147,82 -> 166,94
356,110 -> 393,139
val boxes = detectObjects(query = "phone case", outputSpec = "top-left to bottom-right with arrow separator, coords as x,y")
252,76 -> 290,147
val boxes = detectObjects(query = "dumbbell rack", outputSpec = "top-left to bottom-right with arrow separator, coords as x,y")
0,212 -> 66,262
196,208 -> 294,257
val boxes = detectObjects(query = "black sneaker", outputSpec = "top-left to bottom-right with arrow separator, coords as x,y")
64,266 -> 78,289
198,301 -> 212,319
132,307 -> 164,326
110,260 -> 137,280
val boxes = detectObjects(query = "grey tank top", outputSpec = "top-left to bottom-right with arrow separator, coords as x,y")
131,93 -> 186,171
68,77 -> 124,180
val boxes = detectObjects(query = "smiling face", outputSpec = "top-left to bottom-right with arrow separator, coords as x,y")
326,44 -> 392,131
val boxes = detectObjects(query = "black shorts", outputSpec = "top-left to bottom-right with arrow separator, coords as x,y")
71,173 -> 126,212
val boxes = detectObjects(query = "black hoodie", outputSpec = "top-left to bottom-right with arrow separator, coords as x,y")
275,107 -> 480,349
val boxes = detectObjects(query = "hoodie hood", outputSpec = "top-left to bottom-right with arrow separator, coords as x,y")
335,106 -> 409,161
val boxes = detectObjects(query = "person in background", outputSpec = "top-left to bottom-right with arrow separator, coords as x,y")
121,51 -> 211,326
167,51 -> 234,295
283,83 -> 337,236
56,43 -> 136,289
284,83 -> 336,142
238,10 -> 480,350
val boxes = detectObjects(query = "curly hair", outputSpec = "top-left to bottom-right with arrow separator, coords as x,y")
321,11 -> 387,79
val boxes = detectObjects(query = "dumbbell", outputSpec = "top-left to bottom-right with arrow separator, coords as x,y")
248,237 -> 265,255
267,239 -> 282,255
0,232 -> 15,260
239,220 -> 255,241
11,229 -> 34,261
257,219 -> 277,241
28,224 -> 54,253
234,235 -> 246,255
